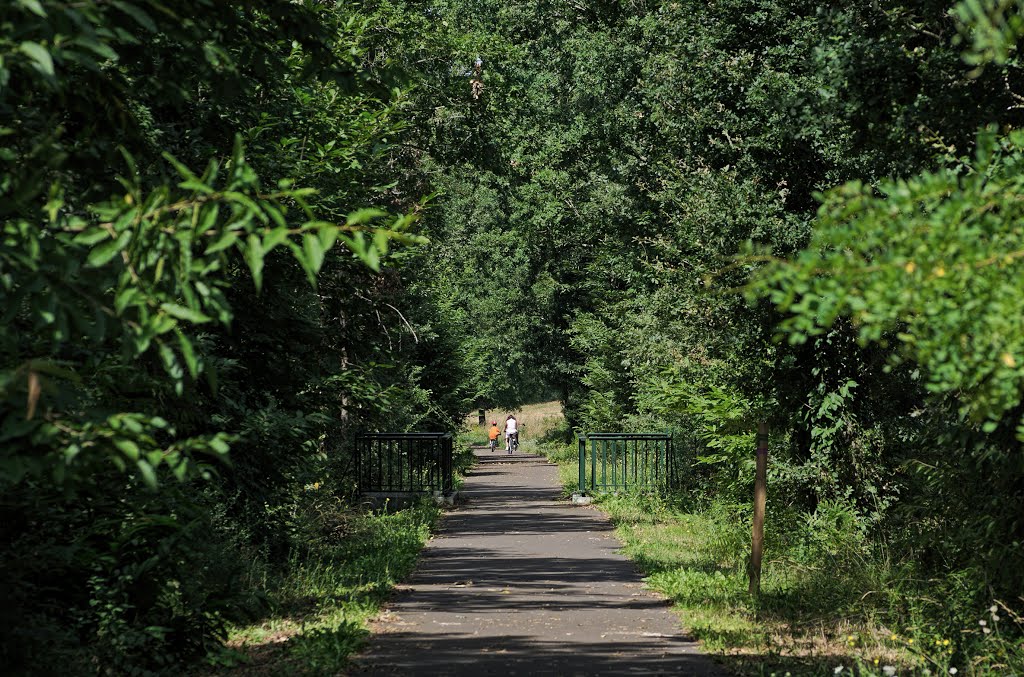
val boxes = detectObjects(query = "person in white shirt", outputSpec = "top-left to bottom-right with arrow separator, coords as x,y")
504,415 -> 519,454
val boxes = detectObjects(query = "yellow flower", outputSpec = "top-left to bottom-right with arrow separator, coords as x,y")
890,634 -> 899,641
943,639 -> 950,646
908,639 -> 914,644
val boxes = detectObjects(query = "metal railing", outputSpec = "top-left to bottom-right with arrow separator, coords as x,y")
355,432 -> 454,494
577,432 -> 674,494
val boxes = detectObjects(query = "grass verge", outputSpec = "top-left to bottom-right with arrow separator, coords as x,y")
538,434 -> 1023,676
211,500 -> 440,675
595,492 -> 894,676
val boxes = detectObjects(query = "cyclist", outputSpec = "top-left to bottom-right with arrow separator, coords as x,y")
504,414 -> 519,454
487,421 -> 500,452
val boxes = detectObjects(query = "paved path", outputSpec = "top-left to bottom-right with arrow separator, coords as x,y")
355,448 -> 723,676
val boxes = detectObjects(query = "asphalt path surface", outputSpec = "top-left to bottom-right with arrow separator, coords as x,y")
354,447 -> 724,676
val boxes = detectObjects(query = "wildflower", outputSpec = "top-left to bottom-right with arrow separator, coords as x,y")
908,638 -> 914,644
983,627 -> 991,634
923,671 -> 932,676
874,659 -> 880,665
979,619 -> 987,627
992,614 -> 1001,622
833,667 -> 844,675
890,633 -> 899,641
943,639 -> 950,646
949,668 -> 958,675
883,666 -> 897,676
990,604 -> 998,614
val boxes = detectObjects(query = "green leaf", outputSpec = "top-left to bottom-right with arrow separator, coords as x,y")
171,459 -> 189,482
373,229 -> 390,256
204,230 -> 237,255
346,208 -> 387,225
208,436 -> 230,455
262,226 -> 290,252
176,329 -> 200,379
111,0 -> 157,32
197,203 -> 221,233
318,224 -> 338,252
224,191 -> 265,221
70,36 -> 118,62
114,438 -> 140,461
303,232 -> 325,275
341,231 -> 380,272
162,152 -> 200,182
136,460 -> 158,489
87,230 -> 132,267
244,234 -> 264,292
72,228 -> 111,246
17,0 -> 46,18
19,42 -> 54,77
114,286 -> 141,315
265,203 -> 287,229
160,303 -> 212,324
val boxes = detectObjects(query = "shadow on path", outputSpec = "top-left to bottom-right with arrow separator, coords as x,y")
355,448 -> 725,676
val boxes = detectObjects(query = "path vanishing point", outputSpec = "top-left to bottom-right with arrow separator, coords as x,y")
355,447 -> 724,676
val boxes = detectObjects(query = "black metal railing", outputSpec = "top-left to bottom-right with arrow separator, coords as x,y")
355,432 -> 454,494
577,432 -> 674,494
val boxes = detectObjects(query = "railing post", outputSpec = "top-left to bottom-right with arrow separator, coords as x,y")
578,435 -> 586,494
667,432 -> 674,490
443,434 -> 453,494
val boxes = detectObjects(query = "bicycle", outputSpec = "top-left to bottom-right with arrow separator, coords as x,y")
488,436 -> 498,452
506,432 -> 519,455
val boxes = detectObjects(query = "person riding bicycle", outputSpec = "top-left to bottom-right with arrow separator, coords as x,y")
504,415 -> 519,454
488,421 -> 500,452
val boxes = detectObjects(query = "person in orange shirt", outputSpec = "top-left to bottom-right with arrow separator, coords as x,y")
487,421 -> 500,452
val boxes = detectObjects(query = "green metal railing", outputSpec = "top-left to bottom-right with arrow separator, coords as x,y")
577,432 -> 674,494
356,432 -> 454,494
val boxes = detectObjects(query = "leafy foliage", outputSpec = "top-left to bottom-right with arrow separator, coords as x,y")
1,1 -> 460,673
758,129 -> 1024,434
